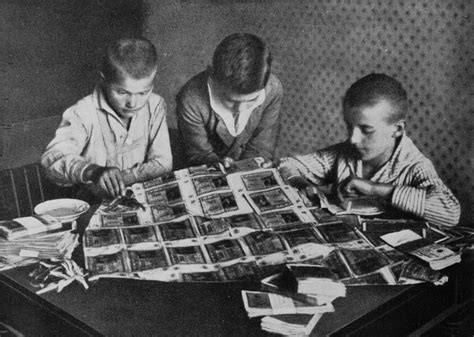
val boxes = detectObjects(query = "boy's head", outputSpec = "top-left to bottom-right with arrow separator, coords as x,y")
210,33 -> 272,114
100,37 -> 158,120
101,37 -> 158,83
342,73 -> 407,166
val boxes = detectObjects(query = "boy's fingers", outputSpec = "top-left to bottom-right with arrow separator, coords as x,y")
97,168 -> 124,197
99,177 -> 112,196
261,158 -> 273,168
110,171 -> 125,197
305,185 -> 318,196
110,176 -> 120,197
342,176 -> 360,193
115,174 -> 126,196
222,157 -> 234,168
337,178 -> 356,200
346,177 -> 374,196
105,176 -> 117,197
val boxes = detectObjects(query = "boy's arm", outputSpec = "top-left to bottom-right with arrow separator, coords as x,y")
42,107 -> 127,197
278,149 -> 335,187
176,92 -> 220,166
338,163 -> 460,227
240,78 -> 283,161
390,163 -> 460,227
121,99 -> 173,185
41,107 -> 93,186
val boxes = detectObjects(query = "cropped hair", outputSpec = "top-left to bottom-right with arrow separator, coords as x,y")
343,73 -> 408,123
212,33 -> 272,94
101,37 -> 158,83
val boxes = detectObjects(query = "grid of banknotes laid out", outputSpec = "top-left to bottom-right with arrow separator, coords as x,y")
82,159 -> 458,284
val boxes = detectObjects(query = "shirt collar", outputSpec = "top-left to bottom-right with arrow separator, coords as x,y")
92,85 -> 142,127
350,132 -> 408,179
92,85 -> 114,115
207,77 -> 266,136
363,132 -> 415,180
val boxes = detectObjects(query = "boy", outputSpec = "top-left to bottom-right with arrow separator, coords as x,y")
176,33 -> 283,168
279,73 -> 460,227
41,37 -> 172,200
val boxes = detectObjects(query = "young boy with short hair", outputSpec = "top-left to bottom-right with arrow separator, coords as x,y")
279,73 -> 460,227
41,37 -> 172,200
176,33 -> 283,168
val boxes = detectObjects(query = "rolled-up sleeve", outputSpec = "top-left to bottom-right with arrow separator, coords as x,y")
41,107 -> 92,186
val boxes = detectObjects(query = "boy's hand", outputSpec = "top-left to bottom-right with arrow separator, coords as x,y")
337,176 -> 394,201
304,185 -> 321,207
222,156 -> 234,169
277,164 -> 307,187
96,167 -> 126,198
260,157 -> 273,169
86,166 -> 126,198
338,176 -> 371,198
277,160 -> 307,187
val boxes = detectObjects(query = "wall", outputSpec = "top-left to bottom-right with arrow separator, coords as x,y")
1,0 -> 149,166
144,0 -> 473,223
1,0 -> 472,223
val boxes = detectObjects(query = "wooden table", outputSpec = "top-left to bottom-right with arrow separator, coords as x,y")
1,209 -> 472,336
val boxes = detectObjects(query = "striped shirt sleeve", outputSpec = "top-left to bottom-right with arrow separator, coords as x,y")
278,147 -> 337,186
391,162 -> 460,227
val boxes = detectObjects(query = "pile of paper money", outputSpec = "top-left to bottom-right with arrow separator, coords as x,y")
381,229 -> 461,270
261,313 -> 325,336
0,215 -> 79,271
242,264 -> 347,335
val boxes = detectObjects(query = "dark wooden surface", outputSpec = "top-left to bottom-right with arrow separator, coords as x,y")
1,209 -> 472,336
1,262 -> 471,337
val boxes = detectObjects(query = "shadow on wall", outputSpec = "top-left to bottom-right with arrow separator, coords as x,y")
1,0 -> 150,168
58,0 -> 150,102
2,0 -> 150,125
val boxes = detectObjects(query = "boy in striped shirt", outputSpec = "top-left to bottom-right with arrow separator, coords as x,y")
279,73 -> 460,227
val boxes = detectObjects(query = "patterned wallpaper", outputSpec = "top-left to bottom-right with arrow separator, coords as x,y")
150,0 -> 472,221
1,0 -> 471,222
264,0 -> 473,221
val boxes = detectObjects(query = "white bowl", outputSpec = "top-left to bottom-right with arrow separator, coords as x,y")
34,198 -> 90,223
341,197 -> 385,216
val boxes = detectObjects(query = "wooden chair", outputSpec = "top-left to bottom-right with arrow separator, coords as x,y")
0,163 -> 76,220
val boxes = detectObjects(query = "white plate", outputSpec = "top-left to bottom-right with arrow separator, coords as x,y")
349,207 -> 385,216
34,198 -> 90,223
339,197 -> 385,216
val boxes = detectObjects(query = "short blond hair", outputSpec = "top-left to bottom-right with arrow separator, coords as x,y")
101,37 -> 157,83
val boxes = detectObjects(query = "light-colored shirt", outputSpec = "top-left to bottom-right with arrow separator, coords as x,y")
208,79 -> 266,136
279,134 -> 460,227
41,86 -> 172,187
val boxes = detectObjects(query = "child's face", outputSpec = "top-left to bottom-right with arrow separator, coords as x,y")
103,71 -> 156,121
343,99 -> 401,166
215,81 -> 263,115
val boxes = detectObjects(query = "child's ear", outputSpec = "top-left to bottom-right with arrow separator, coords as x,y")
393,120 -> 406,137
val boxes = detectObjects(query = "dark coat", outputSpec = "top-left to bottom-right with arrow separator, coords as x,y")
176,70 -> 283,166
